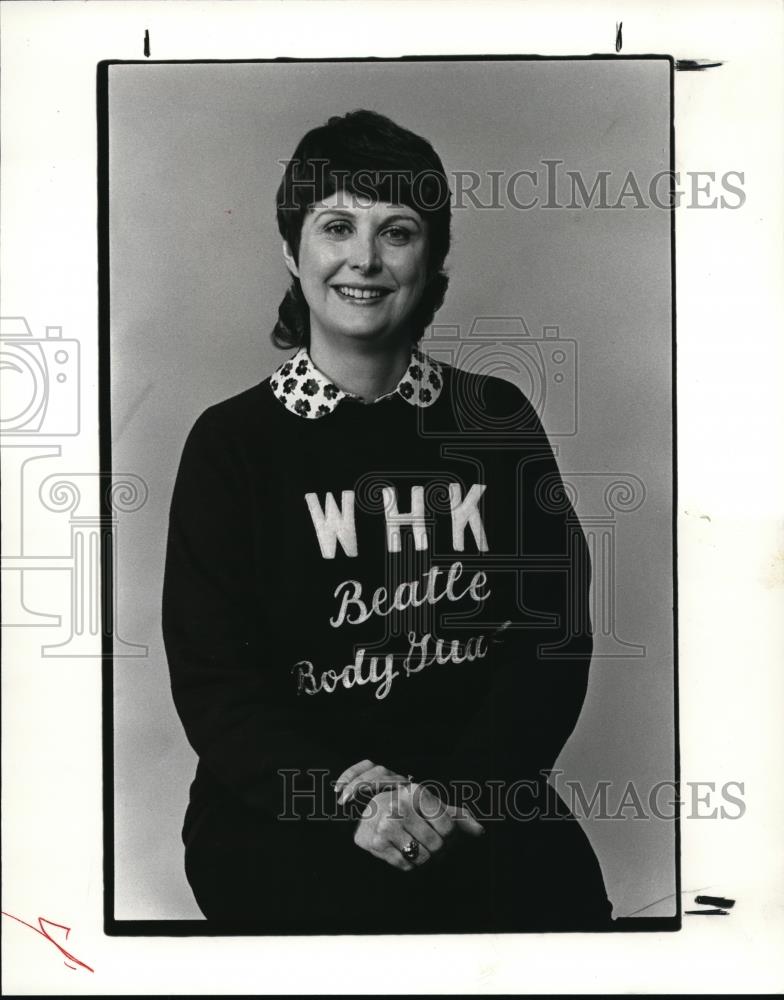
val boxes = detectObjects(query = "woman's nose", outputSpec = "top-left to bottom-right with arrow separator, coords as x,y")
349,235 -> 381,274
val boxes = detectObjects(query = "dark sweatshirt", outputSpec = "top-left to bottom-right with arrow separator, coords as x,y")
162,348 -> 610,933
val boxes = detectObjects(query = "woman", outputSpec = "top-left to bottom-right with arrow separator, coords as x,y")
163,109 -> 612,933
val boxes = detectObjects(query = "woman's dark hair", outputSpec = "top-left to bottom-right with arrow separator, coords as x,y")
273,109 -> 452,349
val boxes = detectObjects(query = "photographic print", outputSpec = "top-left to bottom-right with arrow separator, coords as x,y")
3,2 -> 782,993
105,56 -> 677,934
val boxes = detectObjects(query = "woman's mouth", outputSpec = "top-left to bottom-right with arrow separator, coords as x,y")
333,285 -> 392,304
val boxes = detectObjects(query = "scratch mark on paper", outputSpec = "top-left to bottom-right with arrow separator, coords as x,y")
1,911 -> 94,973
675,59 -> 723,71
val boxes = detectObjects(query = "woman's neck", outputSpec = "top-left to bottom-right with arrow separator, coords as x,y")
308,336 -> 411,402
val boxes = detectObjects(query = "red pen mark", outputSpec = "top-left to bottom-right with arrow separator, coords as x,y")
1,911 -> 94,973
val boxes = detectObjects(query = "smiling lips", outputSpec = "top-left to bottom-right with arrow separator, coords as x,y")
333,284 -> 392,302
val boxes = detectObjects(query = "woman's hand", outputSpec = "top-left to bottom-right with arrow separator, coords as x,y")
335,759 -> 485,871
354,782 -> 485,871
335,759 -> 411,806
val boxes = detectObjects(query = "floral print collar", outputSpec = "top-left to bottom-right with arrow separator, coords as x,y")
269,346 -> 444,419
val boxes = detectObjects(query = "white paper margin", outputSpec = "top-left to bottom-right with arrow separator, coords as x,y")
2,0 -> 782,994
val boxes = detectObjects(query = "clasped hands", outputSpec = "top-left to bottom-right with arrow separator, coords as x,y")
334,759 -> 485,872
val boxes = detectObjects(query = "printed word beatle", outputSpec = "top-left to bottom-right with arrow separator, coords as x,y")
329,560 -> 491,629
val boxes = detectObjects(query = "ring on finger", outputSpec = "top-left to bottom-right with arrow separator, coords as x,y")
401,839 -> 420,862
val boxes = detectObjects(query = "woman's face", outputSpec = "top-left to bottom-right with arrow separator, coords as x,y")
283,190 -> 430,348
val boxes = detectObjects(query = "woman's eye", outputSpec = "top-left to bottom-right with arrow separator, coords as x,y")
324,221 -> 352,237
383,227 -> 412,244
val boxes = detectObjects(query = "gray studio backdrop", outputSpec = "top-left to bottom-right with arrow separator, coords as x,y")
109,59 -> 674,921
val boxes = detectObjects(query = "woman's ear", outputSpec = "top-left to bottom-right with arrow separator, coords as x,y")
282,240 -> 300,279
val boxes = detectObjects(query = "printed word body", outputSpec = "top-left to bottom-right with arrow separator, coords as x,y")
292,629 -> 489,701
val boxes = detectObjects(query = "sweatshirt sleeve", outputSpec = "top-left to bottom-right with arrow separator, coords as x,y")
433,388 -> 593,807
162,406 -> 350,820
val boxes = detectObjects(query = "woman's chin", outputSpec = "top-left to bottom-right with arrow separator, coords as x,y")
322,322 -> 411,348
